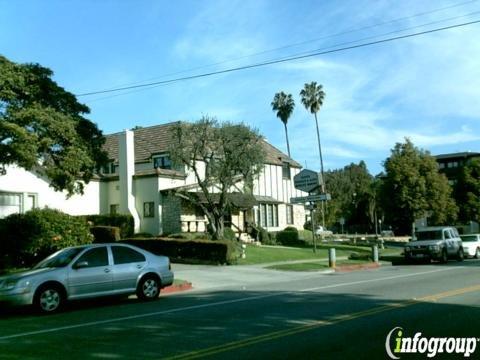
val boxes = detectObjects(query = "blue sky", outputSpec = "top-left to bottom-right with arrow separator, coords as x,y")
2,0 -> 480,175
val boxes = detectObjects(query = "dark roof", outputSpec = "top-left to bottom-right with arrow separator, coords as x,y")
103,121 -> 301,168
435,152 -> 480,161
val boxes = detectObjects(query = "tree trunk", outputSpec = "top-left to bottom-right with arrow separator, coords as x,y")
283,122 -> 291,157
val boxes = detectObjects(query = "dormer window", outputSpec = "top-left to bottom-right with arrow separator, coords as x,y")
102,161 -> 116,175
153,154 -> 172,170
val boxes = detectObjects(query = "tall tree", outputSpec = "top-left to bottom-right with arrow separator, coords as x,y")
169,117 -> 266,240
271,91 -> 295,157
300,82 -> 326,191
454,157 -> 480,223
0,55 -> 108,195
381,139 -> 457,234
324,161 -> 375,232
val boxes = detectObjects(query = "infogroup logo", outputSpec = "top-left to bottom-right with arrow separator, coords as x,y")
385,327 -> 479,359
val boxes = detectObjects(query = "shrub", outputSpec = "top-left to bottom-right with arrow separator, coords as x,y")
276,230 -> 301,246
122,238 -> 238,264
283,226 -> 299,233
303,221 -> 313,231
223,227 -> 237,241
82,214 -> 134,238
168,233 -> 188,239
257,226 -> 274,244
0,208 -> 93,268
132,232 -> 154,238
91,226 -> 121,243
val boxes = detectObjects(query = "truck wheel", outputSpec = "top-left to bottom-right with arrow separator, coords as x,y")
440,249 -> 448,263
457,248 -> 464,262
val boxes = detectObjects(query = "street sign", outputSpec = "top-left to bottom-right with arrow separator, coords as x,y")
290,193 -> 331,204
293,169 -> 321,193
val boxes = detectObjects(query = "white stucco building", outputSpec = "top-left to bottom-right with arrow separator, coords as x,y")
0,122 -> 307,237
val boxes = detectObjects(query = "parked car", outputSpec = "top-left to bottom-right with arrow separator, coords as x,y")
315,226 -> 333,236
0,243 -> 174,313
460,234 -> 480,258
404,226 -> 464,263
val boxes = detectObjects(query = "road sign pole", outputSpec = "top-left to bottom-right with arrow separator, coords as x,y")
310,202 -> 317,253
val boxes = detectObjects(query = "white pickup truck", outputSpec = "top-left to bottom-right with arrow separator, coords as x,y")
315,226 -> 333,236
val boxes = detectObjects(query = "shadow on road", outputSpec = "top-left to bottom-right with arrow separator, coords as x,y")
0,271 -> 479,359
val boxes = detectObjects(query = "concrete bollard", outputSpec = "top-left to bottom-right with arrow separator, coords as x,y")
372,245 -> 379,263
329,248 -> 336,268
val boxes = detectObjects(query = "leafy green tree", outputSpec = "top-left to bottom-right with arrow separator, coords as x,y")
0,55 -> 108,195
300,82 -> 326,190
271,91 -> 295,157
381,139 -> 457,234
454,158 -> 480,223
169,117 -> 266,240
324,161 -> 375,232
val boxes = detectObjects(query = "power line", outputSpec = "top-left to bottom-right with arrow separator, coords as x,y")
77,19 -> 480,97
84,10 -> 480,103
82,0 -> 479,92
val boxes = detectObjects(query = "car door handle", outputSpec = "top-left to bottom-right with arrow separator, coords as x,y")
104,268 -> 110,273
136,264 -> 142,269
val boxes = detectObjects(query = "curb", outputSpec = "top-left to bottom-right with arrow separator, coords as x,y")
162,281 -> 193,294
334,262 -> 381,272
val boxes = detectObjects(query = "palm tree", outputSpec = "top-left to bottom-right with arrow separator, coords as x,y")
271,91 -> 295,157
300,82 -> 326,191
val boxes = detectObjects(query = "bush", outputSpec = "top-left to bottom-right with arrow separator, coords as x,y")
276,230 -> 301,246
82,214 -> 134,238
0,208 -> 93,268
132,232 -> 154,238
168,233 -> 187,239
303,221 -> 313,231
223,227 -> 237,241
91,226 -> 121,243
283,226 -> 299,233
257,226 -> 275,244
122,238 -> 238,264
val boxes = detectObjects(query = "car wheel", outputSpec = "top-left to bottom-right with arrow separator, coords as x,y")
457,248 -> 464,262
475,248 -> 480,259
440,249 -> 448,263
137,275 -> 160,300
34,284 -> 64,313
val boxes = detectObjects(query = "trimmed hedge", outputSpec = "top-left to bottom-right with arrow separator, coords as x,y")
81,214 -> 134,238
91,226 -> 121,243
0,208 -> 93,268
276,229 -> 301,246
122,238 -> 239,265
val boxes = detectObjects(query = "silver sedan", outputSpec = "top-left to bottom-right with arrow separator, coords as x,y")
0,243 -> 174,313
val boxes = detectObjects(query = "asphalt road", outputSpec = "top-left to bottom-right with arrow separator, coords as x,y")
1,260 -> 480,359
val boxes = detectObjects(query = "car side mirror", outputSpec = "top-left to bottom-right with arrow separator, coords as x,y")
74,261 -> 89,269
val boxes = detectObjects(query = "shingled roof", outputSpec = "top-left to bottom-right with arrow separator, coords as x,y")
103,121 -> 302,168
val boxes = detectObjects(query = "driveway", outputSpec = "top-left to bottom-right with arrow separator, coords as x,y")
171,259 -> 343,292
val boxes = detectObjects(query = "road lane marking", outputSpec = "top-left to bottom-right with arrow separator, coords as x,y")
0,266 -> 467,341
165,283 -> 480,359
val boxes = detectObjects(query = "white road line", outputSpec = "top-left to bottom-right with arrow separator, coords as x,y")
0,266 -> 466,341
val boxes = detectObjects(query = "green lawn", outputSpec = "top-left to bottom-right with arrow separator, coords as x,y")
265,259 -> 371,272
237,244 -> 362,265
236,244 -> 401,266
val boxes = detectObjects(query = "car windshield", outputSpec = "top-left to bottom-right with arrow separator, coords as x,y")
33,247 -> 85,269
414,230 -> 442,241
460,235 -> 478,242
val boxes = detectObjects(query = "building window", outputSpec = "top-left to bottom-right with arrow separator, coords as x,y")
257,203 -> 278,227
438,162 -> 445,169
0,192 -> 21,218
286,205 -> 293,225
102,161 -> 116,174
153,154 -> 172,170
110,204 -> 119,215
143,202 -> 155,218
282,162 -> 291,179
